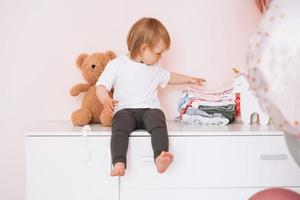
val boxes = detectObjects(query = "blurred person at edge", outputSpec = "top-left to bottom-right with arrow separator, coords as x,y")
248,1 -> 300,199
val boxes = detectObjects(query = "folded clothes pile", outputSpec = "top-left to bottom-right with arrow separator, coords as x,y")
176,86 -> 236,125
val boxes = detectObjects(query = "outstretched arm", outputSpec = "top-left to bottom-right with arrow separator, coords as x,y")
168,72 -> 206,85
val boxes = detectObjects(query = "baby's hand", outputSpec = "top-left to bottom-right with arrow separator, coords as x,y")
103,98 -> 118,116
255,0 -> 270,14
189,77 -> 206,85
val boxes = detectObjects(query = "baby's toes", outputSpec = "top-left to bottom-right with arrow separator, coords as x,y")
166,152 -> 174,158
111,169 -> 117,176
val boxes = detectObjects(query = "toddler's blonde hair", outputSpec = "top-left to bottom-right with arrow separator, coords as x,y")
127,17 -> 171,59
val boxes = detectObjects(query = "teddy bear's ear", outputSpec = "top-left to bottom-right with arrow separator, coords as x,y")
76,53 -> 88,68
105,51 -> 116,60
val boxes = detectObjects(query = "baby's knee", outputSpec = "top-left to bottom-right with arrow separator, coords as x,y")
112,109 -> 136,133
146,109 -> 166,121
143,109 -> 167,131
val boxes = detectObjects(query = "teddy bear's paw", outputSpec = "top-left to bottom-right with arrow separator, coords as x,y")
70,87 -> 80,96
71,109 -> 92,126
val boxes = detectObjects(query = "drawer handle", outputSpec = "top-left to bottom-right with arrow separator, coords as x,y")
260,154 -> 288,161
140,156 -> 153,162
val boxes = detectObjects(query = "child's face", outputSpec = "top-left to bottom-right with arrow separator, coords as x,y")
141,40 -> 167,66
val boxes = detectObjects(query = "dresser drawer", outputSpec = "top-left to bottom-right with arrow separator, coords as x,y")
246,136 -> 300,187
122,135 -> 300,189
26,136 -> 118,200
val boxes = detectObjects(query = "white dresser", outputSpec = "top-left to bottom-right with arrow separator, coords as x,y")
26,121 -> 300,200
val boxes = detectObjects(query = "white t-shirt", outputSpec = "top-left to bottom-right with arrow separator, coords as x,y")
96,55 -> 171,113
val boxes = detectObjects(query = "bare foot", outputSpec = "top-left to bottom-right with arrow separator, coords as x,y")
155,151 -> 174,173
111,162 -> 125,177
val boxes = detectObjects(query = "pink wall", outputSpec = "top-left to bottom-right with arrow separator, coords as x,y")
0,0 -> 260,199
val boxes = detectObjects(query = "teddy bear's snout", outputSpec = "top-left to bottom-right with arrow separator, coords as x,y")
91,64 -> 96,69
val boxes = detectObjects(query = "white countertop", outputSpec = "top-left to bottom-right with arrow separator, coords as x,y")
26,120 -> 283,137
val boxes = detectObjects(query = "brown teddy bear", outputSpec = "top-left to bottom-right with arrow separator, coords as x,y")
70,51 -> 116,126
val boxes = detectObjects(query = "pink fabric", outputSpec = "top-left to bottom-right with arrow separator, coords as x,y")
249,188 -> 300,200
187,85 -> 234,96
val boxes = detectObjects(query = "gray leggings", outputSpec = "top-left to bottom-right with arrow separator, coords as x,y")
111,108 -> 169,167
